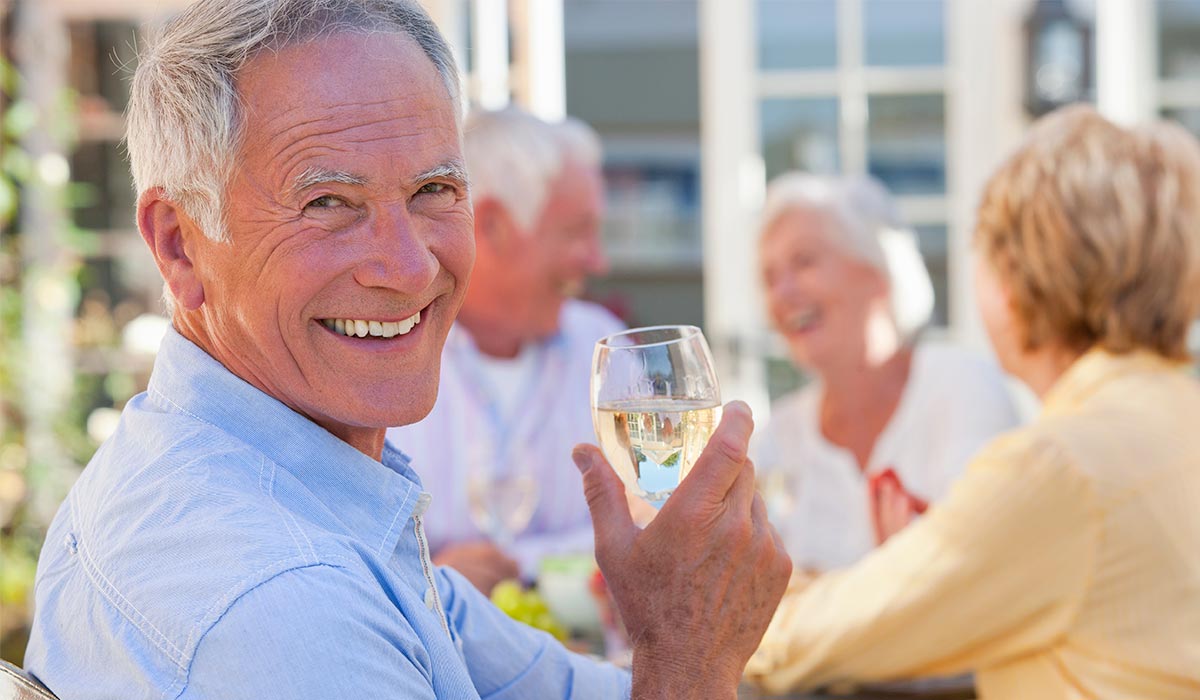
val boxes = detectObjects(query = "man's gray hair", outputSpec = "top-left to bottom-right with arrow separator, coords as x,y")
761,172 -> 936,339
463,106 -> 602,232
126,0 -> 461,243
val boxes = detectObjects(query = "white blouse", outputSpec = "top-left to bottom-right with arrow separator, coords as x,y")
756,342 -> 1019,571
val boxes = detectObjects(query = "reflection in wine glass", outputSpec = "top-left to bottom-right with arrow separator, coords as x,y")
591,325 -> 722,509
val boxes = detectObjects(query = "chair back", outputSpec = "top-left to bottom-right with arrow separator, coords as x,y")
0,660 -> 57,700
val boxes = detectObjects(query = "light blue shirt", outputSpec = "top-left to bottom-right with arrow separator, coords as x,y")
25,328 -> 631,700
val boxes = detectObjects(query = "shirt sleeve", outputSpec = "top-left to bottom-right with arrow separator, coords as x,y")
180,564 -> 438,700
745,430 -> 1101,694
438,567 -> 632,700
927,363 -> 1021,499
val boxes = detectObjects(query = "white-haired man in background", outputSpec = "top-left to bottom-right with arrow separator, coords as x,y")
388,107 -> 622,594
23,1 -> 790,698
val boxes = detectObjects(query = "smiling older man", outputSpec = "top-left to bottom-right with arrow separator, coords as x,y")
22,1 -> 790,699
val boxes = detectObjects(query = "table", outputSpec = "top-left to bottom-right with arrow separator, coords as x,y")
738,678 -> 976,700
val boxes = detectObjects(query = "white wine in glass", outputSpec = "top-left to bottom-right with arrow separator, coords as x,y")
591,326 -> 722,508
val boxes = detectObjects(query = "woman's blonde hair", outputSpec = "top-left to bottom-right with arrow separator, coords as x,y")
975,104 -> 1200,360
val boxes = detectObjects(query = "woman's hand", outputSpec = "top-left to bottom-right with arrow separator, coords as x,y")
869,467 -> 927,545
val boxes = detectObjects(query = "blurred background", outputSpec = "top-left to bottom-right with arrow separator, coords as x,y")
2,0 -> 1199,661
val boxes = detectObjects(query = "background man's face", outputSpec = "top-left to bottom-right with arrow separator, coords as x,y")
507,157 -> 608,339
185,32 -> 474,440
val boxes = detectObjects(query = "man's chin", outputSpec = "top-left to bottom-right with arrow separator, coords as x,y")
559,279 -> 585,298
374,389 -> 439,428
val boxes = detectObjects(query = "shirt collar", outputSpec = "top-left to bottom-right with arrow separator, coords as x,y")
147,327 -> 423,555
1042,346 -> 1188,416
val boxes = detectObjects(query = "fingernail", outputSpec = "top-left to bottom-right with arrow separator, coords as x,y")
572,446 -> 596,474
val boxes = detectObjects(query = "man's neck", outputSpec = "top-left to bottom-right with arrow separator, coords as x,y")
456,309 -> 528,359
175,316 -> 389,460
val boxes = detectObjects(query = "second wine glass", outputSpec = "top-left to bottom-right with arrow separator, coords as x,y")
467,439 -> 539,550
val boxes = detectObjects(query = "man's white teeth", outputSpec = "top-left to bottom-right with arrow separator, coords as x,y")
785,308 -> 819,331
322,311 -> 422,338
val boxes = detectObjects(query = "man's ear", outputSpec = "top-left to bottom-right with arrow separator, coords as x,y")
473,197 -> 521,254
136,189 -> 206,311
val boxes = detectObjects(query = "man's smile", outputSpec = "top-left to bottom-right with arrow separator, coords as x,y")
319,309 -> 422,338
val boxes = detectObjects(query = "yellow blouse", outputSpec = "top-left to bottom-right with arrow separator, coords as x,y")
746,350 -> 1200,699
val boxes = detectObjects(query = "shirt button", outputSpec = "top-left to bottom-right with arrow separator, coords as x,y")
424,587 -> 437,611
63,533 -> 78,554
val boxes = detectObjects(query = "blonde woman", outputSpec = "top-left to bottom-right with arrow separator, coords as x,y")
746,105 -> 1200,698
757,174 -> 1017,571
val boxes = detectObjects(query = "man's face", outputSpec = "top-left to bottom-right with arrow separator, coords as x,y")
507,157 -> 608,338
181,32 -> 473,447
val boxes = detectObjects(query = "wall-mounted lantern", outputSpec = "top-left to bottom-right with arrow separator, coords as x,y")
1024,0 -> 1093,116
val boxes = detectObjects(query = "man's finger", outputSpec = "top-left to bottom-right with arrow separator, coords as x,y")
573,444 -> 636,559
672,401 -> 754,504
726,456 -> 758,519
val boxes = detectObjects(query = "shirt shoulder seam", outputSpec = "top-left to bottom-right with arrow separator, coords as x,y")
71,529 -> 190,670
171,560 -> 352,700
258,456 -> 319,562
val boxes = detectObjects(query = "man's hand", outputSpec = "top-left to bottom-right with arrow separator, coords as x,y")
433,542 -> 520,595
573,401 -> 793,699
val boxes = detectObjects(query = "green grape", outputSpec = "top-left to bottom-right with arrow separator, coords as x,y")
491,579 -> 523,613
490,578 -> 567,640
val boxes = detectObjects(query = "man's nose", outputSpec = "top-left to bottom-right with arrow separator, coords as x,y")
765,269 -> 798,300
580,231 -> 609,278
353,206 -> 439,292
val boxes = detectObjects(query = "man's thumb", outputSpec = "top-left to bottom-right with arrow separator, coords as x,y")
573,444 -> 635,553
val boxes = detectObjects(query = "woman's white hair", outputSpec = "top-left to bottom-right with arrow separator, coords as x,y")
463,106 -> 602,232
125,0 -> 461,244
761,172 -> 936,339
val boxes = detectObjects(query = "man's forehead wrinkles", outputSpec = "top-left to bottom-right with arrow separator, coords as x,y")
261,99 -> 431,147
264,117 -> 435,172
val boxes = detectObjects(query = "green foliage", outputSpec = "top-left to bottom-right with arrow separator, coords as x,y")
0,50 -> 106,662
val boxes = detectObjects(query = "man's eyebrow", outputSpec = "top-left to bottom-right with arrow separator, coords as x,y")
412,160 -> 470,189
288,167 -> 368,198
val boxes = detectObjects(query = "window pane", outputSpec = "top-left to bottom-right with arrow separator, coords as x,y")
757,0 -> 837,70
602,162 -> 701,268
865,0 -> 944,67
71,140 -> 135,230
914,223 -> 949,327
760,98 -> 839,180
1163,108 -> 1200,138
1159,0 -> 1200,79
867,94 -> 945,195
68,21 -> 139,111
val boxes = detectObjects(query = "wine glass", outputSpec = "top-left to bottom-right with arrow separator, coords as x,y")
467,439 -> 539,549
591,325 -> 722,509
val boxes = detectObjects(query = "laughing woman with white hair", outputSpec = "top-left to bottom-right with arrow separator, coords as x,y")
757,173 -> 1018,571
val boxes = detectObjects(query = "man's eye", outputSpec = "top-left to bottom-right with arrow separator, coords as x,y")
305,195 -> 345,209
417,182 -> 449,195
